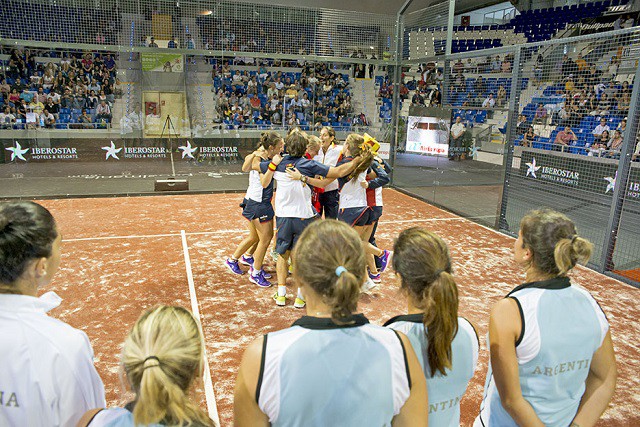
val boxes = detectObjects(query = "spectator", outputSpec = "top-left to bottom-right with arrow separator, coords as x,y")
482,93 -> 495,109
592,118 -> 610,139
450,116 -> 466,161
29,98 -> 45,115
0,201 -> 106,426
40,109 -> 55,128
411,91 -> 425,106
554,126 -> 577,150
8,88 -> 21,107
79,109 -> 93,129
85,90 -> 99,110
78,306 -> 215,427
516,114 -> 529,135
501,58 -> 512,73
234,219 -> 427,426
0,79 -> 10,97
565,76 -> 575,93
186,35 -> 195,49
148,37 -> 158,48
575,53 -> 588,71
46,97 -> 59,118
474,76 -> 487,95
616,118 -> 627,137
491,56 -> 502,73
533,103 -> 547,124
285,84 -> 298,99
168,37 -> 177,48
522,126 -> 536,147
609,129 -> 623,152
496,85 -> 507,107
0,106 -> 16,128
96,100 -> 112,123
589,130 -> 610,157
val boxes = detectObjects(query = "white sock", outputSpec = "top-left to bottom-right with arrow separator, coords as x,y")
297,288 -> 304,300
278,285 -> 287,297
251,267 -> 260,277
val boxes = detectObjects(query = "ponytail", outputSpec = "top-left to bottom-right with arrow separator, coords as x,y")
554,235 -> 593,276
344,133 -> 374,182
122,306 -> 214,426
421,271 -> 459,377
134,358 -> 197,425
326,270 -> 360,325
521,209 -> 593,276
393,227 -> 460,377
292,220 -> 366,325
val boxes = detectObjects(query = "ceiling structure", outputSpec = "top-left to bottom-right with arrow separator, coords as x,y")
229,0 -> 510,16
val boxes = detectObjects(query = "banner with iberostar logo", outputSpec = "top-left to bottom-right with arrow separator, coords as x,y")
4,140 -> 80,162
2,138 -> 250,163
520,149 -> 640,200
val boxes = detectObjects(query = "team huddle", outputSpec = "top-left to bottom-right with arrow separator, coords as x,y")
226,127 -> 392,307
0,133 -> 616,426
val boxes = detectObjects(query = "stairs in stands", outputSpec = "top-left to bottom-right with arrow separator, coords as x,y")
351,76 -> 379,125
487,110 -> 509,143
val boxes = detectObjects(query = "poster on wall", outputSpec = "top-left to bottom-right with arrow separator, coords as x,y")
141,53 -> 184,72
406,106 -> 451,156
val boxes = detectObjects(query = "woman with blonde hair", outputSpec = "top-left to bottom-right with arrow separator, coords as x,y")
385,227 -> 479,426
475,209 -> 616,426
234,220 -> 428,426
79,305 -> 215,426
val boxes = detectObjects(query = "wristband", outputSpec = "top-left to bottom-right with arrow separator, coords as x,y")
268,162 -> 277,171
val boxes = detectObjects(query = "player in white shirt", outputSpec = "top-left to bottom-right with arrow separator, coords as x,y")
226,131 -> 284,288
78,305 -> 215,427
313,126 -> 343,219
291,134 -> 392,285
0,201 -> 105,427
271,130 -> 360,307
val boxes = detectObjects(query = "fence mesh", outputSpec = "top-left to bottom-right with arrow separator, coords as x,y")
0,0 -> 639,284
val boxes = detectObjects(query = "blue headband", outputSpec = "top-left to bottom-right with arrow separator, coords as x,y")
335,266 -> 347,277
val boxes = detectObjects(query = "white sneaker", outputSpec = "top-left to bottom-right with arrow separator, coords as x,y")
362,275 -> 378,292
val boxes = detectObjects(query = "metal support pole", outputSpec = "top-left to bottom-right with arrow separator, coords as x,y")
389,0 -> 414,184
496,47 -> 522,231
446,0 -> 455,56
600,63 -> 640,271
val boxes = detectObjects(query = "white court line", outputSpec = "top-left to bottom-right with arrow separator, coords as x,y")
180,230 -> 220,427
62,216 -> 496,243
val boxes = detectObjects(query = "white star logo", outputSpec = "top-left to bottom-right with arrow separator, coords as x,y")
604,171 -> 617,194
6,141 -> 29,162
178,140 -> 198,159
525,157 -> 541,178
102,141 -> 122,160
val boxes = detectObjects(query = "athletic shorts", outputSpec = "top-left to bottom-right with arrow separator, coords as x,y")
338,207 -> 375,227
242,200 -> 274,223
370,206 -> 383,222
275,217 -> 315,254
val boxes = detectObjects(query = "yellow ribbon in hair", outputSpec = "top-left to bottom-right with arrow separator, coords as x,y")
362,133 -> 380,154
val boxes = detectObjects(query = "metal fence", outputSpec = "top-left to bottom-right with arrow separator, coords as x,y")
0,0 -> 638,284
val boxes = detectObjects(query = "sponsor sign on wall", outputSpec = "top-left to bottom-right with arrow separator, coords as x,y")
1,138 -> 252,163
520,149 -> 640,200
141,53 -> 184,72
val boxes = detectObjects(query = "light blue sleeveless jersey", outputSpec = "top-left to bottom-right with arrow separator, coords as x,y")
385,314 -> 479,427
87,407 -> 161,426
477,277 -> 609,427
257,314 -> 412,427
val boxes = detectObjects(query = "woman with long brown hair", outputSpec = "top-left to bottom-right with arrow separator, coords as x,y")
385,227 -> 479,426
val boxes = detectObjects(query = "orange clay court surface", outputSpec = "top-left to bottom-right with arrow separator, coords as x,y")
38,189 -> 639,426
